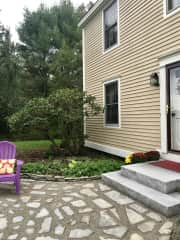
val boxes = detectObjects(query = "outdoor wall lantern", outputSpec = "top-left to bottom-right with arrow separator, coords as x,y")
150,72 -> 160,87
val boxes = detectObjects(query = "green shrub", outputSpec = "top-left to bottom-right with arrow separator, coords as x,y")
22,159 -> 124,177
22,161 -> 66,175
9,89 -> 102,155
63,159 -> 123,177
22,162 -> 48,174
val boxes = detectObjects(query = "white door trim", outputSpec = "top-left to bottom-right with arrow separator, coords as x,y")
82,28 -> 87,136
160,52 -> 180,154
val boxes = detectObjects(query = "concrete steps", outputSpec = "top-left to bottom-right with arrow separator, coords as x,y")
102,167 -> 180,216
121,163 -> 180,193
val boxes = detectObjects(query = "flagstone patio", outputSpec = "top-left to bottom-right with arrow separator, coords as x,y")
0,180 -> 176,240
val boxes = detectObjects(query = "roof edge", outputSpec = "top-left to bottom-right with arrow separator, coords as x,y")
78,0 -> 106,28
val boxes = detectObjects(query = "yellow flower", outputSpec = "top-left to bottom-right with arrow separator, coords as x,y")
125,154 -> 133,164
68,160 -> 77,169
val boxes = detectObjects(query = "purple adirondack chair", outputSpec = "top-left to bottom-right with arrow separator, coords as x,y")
0,141 -> 23,194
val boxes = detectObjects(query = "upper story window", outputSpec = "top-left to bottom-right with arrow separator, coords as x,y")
167,0 -> 180,12
104,79 -> 119,126
104,1 -> 118,51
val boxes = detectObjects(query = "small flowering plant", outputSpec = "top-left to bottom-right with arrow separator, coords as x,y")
125,151 -> 160,164
125,154 -> 133,164
68,160 -> 77,169
144,151 -> 160,161
132,152 -> 147,163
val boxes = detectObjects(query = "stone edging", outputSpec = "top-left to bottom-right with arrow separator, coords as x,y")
22,173 -> 101,182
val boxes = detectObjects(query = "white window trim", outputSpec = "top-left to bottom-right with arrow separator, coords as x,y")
103,78 -> 121,129
102,0 -> 120,54
160,51 -> 180,154
163,0 -> 180,18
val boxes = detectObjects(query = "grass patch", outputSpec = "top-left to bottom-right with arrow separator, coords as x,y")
14,140 -> 61,152
22,158 -> 124,177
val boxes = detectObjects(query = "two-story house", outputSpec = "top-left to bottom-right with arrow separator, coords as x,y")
79,0 -> 180,161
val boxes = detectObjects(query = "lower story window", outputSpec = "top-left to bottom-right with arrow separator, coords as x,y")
104,80 -> 119,126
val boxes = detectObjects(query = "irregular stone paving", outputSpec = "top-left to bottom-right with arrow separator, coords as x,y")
171,218 -> 180,240
0,180 -> 176,240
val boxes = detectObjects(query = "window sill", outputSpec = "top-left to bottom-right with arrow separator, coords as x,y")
103,43 -> 120,55
104,124 -> 121,129
164,7 -> 180,18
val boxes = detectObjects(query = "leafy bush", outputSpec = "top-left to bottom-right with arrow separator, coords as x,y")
22,159 -> 124,177
22,161 -> 66,175
63,159 -> 122,177
8,89 -> 101,155
22,162 -> 48,174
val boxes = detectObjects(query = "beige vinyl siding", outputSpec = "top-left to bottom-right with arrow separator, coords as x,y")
84,0 -> 180,152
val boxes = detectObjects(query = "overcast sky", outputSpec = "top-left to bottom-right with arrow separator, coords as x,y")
0,0 -> 92,42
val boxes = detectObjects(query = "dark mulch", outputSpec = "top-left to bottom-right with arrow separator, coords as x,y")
16,149 -> 47,162
16,147 -> 122,162
171,218 -> 180,240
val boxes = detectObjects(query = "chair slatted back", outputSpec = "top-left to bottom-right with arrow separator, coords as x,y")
0,141 -> 16,159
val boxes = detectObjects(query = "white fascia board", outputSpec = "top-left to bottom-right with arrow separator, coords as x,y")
78,0 -> 108,27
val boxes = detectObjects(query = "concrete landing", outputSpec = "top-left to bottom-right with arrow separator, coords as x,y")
121,162 -> 180,193
102,169 -> 180,216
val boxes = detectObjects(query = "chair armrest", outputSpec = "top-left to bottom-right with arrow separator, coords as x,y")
16,160 -> 24,174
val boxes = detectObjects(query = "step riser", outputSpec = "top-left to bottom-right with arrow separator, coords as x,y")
121,167 -> 180,193
102,173 -> 180,217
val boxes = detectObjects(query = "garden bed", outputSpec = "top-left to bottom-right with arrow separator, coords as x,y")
21,158 -> 124,178
13,140 -> 124,178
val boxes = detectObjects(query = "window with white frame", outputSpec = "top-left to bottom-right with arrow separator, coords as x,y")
167,0 -> 180,12
104,80 -> 119,126
104,0 -> 118,50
